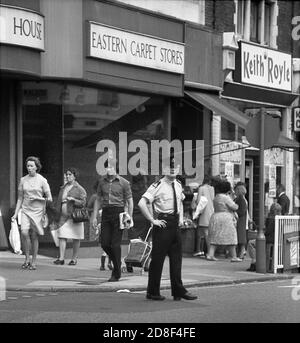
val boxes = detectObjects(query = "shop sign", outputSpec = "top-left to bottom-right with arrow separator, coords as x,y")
0,5 -> 44,51
88,22 -> 185,74
237,42 -> 292,92
293,107 -> 300,132
219,141 -> 242,164
268,165 -> 277,197
264,148 -> 284,165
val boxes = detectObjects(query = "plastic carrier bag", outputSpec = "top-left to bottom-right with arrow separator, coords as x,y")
9,220 -> 22,254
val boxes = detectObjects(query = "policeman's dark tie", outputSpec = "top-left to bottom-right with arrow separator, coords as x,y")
172,181 -> 178,214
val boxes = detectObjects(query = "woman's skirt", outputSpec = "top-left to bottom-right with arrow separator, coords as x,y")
208,212 -> 237,245
57,203 -> 84,240
57,219 -> 84,240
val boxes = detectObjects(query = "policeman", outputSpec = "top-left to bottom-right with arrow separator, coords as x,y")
138,155 -> 197,301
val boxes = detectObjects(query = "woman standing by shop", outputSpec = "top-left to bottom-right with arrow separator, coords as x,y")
234,183 -> 248,259
11,156 -> 52,270
54,168 -> 87,266
206,180 -> 242,262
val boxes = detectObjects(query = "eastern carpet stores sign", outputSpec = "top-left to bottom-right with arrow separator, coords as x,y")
88,22 -> 185,74
241,42 -> 292,92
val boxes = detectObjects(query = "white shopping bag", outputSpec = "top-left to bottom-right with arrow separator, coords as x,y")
192,196 -> 208,220
49,223 -> 59,247
9,220 -> 22,254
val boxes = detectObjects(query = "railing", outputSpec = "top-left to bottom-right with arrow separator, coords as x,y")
274,215 -> 300,273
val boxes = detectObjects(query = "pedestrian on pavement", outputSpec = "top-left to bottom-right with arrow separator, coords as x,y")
207,180 -> 242,262
193,175 -> 214,258
247,202 -> 282,272
53,167 -> 87,266
11,156 -> 52,270
234,182 -> 248,259
138,155 -> 197,301
92,159 -> 133,282
276,184 -> 290,215
87,180 -> 112,271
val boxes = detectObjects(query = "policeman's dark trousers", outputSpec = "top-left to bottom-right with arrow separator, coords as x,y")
147,217 -> 187,297
101,207 -> 124,279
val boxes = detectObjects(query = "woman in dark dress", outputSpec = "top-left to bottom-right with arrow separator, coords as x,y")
234,183 -> 248,259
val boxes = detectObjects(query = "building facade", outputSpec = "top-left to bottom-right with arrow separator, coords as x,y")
0,0 -> 299,247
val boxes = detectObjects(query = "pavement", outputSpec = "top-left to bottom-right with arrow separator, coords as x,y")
0,246 -> 295,293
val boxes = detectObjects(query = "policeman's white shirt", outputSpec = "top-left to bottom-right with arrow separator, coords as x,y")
142,177 -> 185,222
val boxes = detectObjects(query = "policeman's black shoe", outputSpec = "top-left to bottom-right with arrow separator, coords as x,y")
146,293 -> 166,301
173,292 -> 197,301
108,276 -> 120,282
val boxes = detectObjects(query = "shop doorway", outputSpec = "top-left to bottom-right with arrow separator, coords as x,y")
245,158 -> 254,220
22,104 -> 63,197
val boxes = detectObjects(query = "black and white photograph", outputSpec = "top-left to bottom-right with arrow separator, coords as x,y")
0,0 -> 299,332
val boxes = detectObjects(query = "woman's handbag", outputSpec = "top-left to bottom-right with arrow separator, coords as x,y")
71,207 -> 89,223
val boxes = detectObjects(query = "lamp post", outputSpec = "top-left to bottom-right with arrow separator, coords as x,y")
256,108 -> 266,273
245,107 -> 280,273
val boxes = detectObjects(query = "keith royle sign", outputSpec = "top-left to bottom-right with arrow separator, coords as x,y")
0,5 -> 44,51
88,22 -> 185,74
235,41 -> 292,92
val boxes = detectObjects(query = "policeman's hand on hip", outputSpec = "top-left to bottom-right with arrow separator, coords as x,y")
151,219 -> 167,228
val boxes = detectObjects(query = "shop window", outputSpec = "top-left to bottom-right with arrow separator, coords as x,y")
235,0 -> 277,47
221,118 -> 236,141
21,81 -> 167,242
236,0 -> 245,36
250,0 -> 259,43
238,126 -> 245,141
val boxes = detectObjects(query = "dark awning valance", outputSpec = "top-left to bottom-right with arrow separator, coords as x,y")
275,134 -> 300,150
222,82 -> 298,107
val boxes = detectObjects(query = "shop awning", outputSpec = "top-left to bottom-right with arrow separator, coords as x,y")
185,90 -> 249,129
185,90 -> 300,150
274,134 -> 300,150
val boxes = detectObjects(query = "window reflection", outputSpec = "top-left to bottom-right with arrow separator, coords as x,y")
22,81 -> 165,241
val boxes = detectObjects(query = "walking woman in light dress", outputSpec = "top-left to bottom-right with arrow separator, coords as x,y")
53,168 -> 87,266
206,180 -> 242,262
11,156 -> 52,270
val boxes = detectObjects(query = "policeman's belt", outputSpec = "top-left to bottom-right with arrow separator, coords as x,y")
157,213 -> 179,221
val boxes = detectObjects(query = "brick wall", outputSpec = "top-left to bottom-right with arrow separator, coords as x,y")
205,0 -> 235,32
277,0 -> 294,53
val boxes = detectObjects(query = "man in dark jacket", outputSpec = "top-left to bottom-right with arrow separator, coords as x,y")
276,184 -> 290,215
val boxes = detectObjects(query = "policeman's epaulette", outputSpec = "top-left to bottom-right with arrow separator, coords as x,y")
151,180 -> 161,188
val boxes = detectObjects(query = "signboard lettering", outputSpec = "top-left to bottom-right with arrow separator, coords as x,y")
240,42 -> 292,92
89,22 -> 185,74
0,5 -> 44,50
293,107 -> 300,132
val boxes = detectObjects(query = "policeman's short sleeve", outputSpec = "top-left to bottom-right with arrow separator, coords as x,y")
181,191 -> 185,201
142,183 -> 159,203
